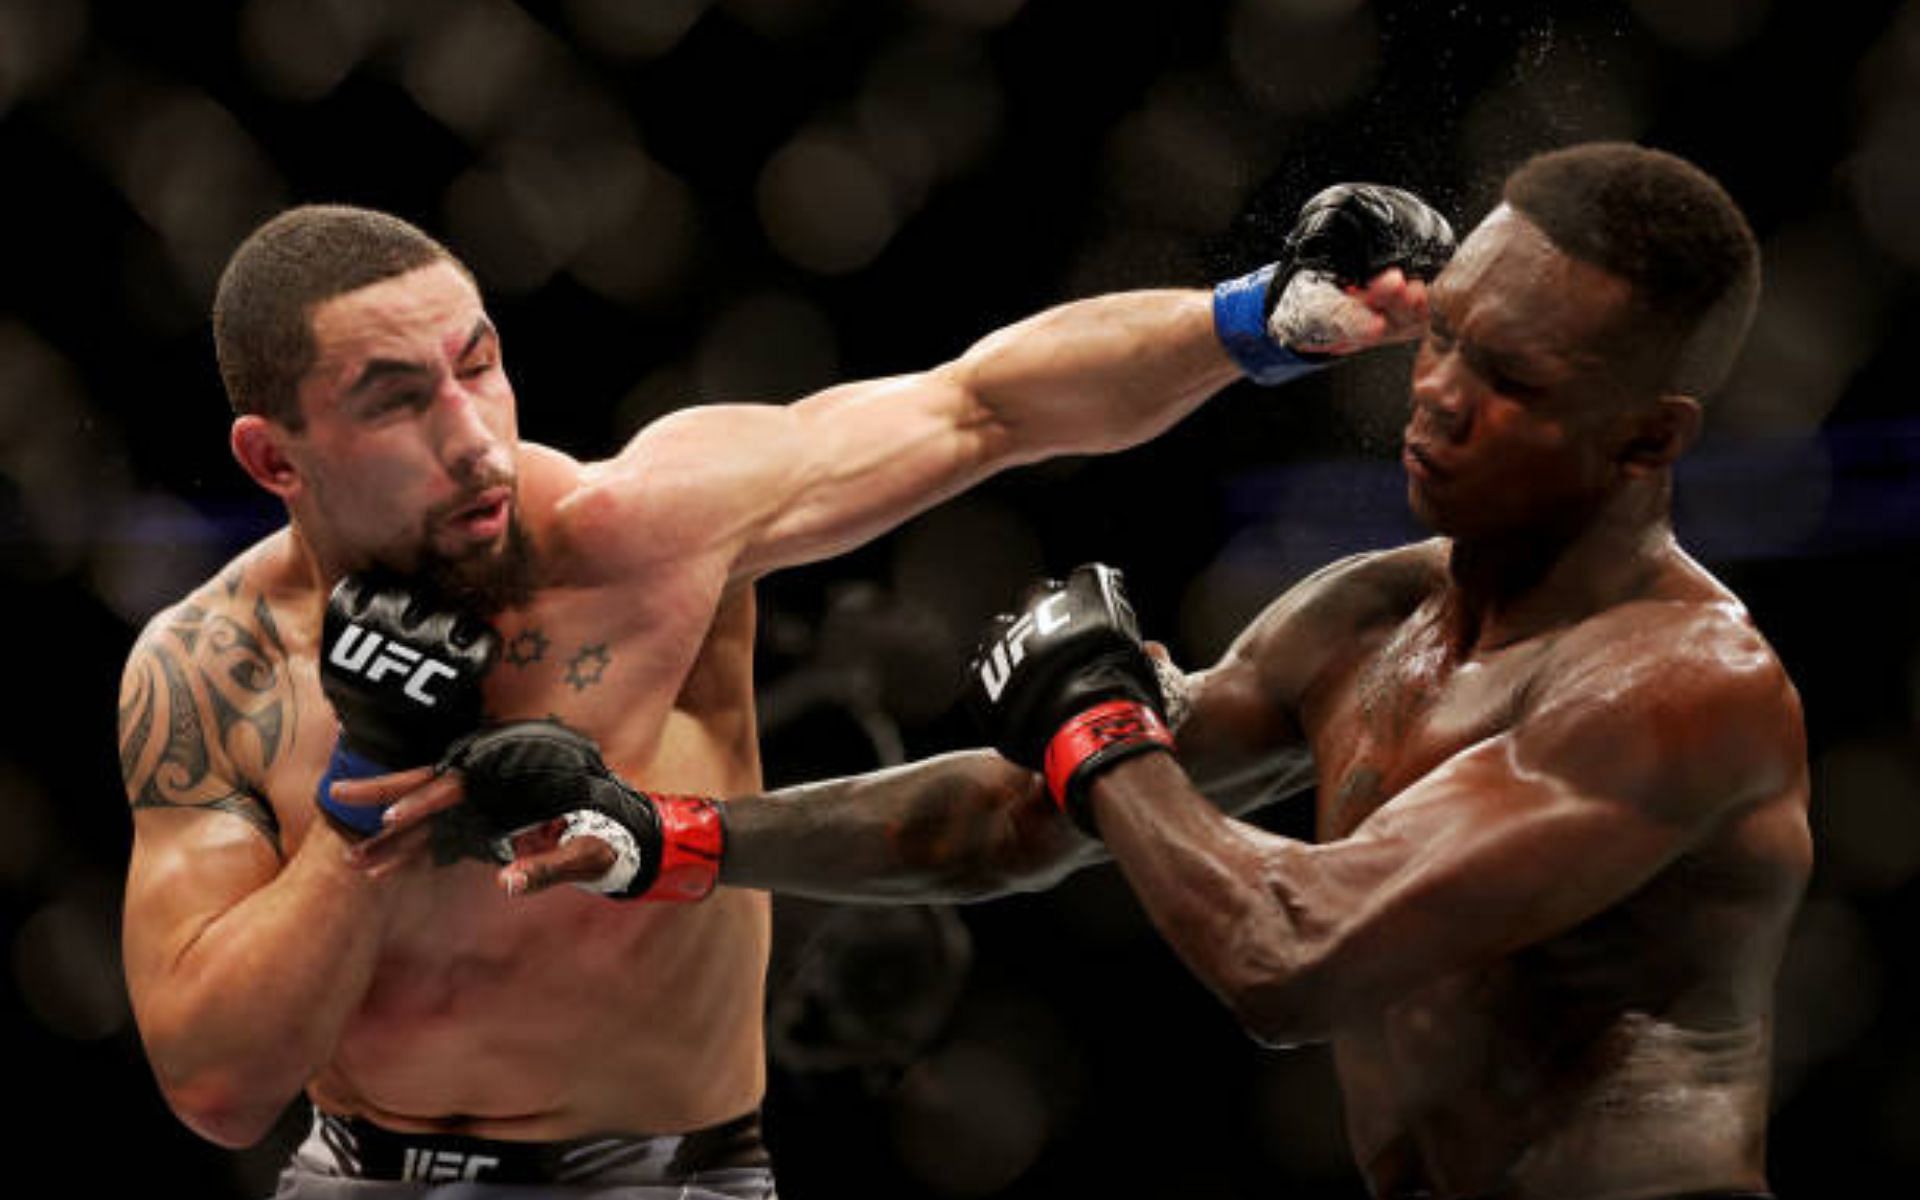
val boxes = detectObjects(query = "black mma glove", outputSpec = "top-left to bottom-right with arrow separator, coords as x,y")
966,564 -> 1174,835
1214,181 -> 1456,384
315,571 -> 498,836
431,719 -> 726,902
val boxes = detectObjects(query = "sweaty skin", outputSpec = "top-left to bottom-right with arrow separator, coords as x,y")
119,255 -> 1426,1149
708,207 -> 1810,1199
1089,539 -> 1807,1199
124,524 -> 772,1138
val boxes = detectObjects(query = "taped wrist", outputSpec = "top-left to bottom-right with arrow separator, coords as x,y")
1212,264 -> 1331,386
315,742 -> 395,837
1042,699 -> 1175,836
650,794 -> 727,901
564,790 -> 726,902
440,720 -> 726,902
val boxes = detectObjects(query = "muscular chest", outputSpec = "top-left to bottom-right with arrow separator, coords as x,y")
479,587 -> 708,748
269,576 -> 752,847
1309,613 -> 1546,840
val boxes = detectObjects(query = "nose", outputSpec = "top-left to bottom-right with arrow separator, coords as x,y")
432,379 -> 505,481
1409,341 -> 1472,440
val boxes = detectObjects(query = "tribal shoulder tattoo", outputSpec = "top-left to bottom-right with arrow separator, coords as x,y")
118,570 -> 293,852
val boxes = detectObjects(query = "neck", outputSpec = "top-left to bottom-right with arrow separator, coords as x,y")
284,517 -> 354,598
1442,474 -> 1674,654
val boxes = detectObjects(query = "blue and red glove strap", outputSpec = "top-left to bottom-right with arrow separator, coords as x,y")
315,743 -> 396,836
1042,700 -> 1175,836
1212,264 -> 1329,386
651,794 -> 727,902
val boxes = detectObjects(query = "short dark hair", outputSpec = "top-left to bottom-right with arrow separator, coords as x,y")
1503,142 -> 1760,397
213,205 -> 463,428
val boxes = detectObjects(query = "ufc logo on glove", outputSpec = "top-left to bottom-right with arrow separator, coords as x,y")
978,594 -> 1071,700
327,623 -> 460,706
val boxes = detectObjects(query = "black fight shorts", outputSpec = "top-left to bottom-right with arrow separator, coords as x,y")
272,1109 -> 775,1198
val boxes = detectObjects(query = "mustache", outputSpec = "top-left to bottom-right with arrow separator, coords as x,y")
425,469 -> 516,523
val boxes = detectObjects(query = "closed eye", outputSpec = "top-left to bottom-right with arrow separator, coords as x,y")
363,388 -> 428,419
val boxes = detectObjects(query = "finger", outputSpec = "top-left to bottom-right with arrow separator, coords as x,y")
1356,266 -> 1410,308
500,836 -> 619,898
506,819 -> 568,859
380,772 -> 468,831
1365,272 -> 1434,344
348,819 -> 436,876
328,765 -> 438,810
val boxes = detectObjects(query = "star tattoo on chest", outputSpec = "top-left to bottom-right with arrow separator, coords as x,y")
564,643 -> 611,691
503,628 -> 550,667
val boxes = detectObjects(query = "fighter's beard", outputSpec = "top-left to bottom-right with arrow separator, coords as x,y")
415,514 -> 536,616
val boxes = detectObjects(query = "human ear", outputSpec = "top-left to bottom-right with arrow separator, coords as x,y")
231,415 -> 301,498
1619,394 -> 1702,474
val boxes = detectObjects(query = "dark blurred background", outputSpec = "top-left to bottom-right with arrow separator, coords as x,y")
3,0 -> 1916,1194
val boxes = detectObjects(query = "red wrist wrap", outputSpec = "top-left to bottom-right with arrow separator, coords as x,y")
652,794 -> 726,902
1042,700 -> 1174,817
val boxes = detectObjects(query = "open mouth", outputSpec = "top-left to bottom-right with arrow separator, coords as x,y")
447,487 -> 512,539
1402,440 -> 1445,481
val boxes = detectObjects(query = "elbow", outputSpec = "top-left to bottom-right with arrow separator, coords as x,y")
142,1024 -> 296,1149
1226,979 -> 1335,1049
1206,927 -> 1342,1049
158,1071 -> 287,1149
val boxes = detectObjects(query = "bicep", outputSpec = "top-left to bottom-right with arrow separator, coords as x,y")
593,374 -> 1010,581
1172,562 -> 1381,813
119,634 -> 283,1003
734,369 -> 1011,577
1309,734 -> 1694,991
1269,635 -> 1803,1017
1177,651 -> 1312,815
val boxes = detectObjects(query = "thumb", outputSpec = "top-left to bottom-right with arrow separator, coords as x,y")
499,835 -> 620,898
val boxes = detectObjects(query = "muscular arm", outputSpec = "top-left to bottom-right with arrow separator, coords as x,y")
718,750 -> 1101,902
355,556 -> 1372,904
580,289 -> 1247,582
710,557 -> 1373,902
119,606 -> 402,1148
1081,616 -> 1809,1047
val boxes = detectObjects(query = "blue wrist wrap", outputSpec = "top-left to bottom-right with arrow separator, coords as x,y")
1212,264 -> 1329,386
316,742 -> 398,836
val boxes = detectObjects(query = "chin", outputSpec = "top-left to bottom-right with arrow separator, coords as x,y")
418,519 -> 535,613
1406,481 -> 1452,536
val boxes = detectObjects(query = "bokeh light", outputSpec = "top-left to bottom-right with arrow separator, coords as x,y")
1,3 -> 1914,1198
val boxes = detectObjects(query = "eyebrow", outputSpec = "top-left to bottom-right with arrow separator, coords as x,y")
1429,302 -> 1596,380
345,317 -> 496,396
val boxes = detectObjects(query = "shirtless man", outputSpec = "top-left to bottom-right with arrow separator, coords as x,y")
118,186 -> 1449,1195
391,143 -> 1808,1200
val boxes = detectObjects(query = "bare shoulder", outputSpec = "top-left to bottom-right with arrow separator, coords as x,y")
1180,541 -> 1446,768
119,534 -> 306,850
125,533 -> 302,667
1212,538 -> 1446,683
1554,579 -> 1798,721
1528,582 -> 1806,822
547,414 -> 777,578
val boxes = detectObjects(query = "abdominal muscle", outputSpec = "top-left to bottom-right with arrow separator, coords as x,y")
305,584 -> 774,1139
310,873 -> 771,1138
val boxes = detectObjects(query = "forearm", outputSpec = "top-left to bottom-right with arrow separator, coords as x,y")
719,750 -> 1101,903
139,827 -> 399,1146
1089,752 -> 1333,1045
951,290 -> 1246,458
